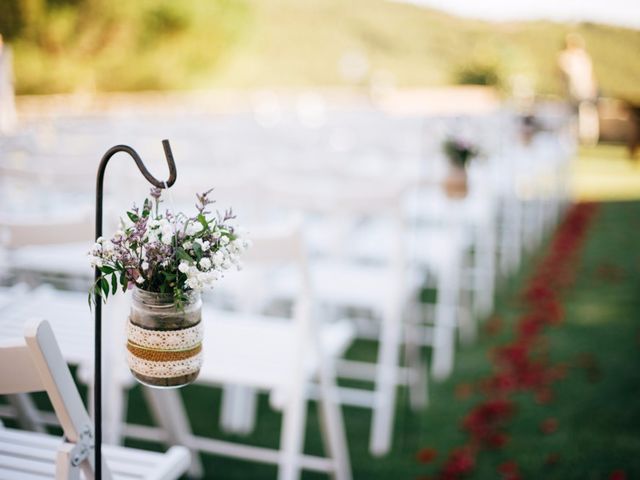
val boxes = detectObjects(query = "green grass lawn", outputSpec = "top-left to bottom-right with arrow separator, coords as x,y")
3,199 -> 636,478
118,200 -> 640,479
571,144 -> 640,202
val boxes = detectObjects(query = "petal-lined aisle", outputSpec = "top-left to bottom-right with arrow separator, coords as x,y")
417,201 -> 640,479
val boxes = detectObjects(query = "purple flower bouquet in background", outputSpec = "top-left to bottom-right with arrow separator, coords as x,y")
442,137 -> 480,169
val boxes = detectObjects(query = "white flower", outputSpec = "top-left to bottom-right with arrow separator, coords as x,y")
161,230 -> 173,245
183,241 -> 192,250
87,254 -> 103,268
146,229 -> 158,243
219,236 -> 230,246
136,276 -> 145,284
141,261 -> 149,271
199,257 -> 212,270
212,251 -> 225,267
178,261 -> 190,273
185,222 -> 202,236
188,266 -> 200,276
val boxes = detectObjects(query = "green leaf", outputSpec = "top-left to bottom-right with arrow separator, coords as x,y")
100,265 -> 115,274
111,273 -> 118,295
119,272 -> 128,291
100,277 -> 110,298
192,241 -> 203,259
176,248 -> 194,263
127,211 -> 139,223
142,198 -> 151,218
197,214 -> 208,230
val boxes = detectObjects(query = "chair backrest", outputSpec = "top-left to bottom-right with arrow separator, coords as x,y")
262,174 -> 407,262
0,319 -> 99,476
0,213 -> 93,249
215,218 -> 311,315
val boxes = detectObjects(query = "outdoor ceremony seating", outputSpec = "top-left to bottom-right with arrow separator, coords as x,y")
0,209 -> 93,289
128,222 -> 354,480
0,285 -> 134,449
0,102 -> 575,480
0,318 -> 190,479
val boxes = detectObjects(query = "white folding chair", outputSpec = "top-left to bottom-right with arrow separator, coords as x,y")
0,318 -> 190,480
128,222 -> 354,480
260,179 -> 426,456
0,211 -> 94,288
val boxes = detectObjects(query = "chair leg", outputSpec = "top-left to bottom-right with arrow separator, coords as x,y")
369,304 -> 402,456
56,443 -> 81,480
221,385 -> 258,435
278,382 -> 307,480
472,225 -> 496,320
143,388 -> 204,478
103,382 -> 127,445
7,393 -> 45,433
403,309 -> 428,410
315,354 -> 352,480
431,256 -> 461,380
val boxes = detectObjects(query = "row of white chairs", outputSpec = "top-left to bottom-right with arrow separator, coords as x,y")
0,106 -> 573,479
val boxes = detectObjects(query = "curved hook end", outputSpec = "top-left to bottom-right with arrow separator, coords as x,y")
161,139 -> 177,188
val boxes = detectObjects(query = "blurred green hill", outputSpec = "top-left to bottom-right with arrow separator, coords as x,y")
2,0 -> 639,102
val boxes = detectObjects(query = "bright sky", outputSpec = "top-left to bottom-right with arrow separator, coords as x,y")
396,0 -> 640,29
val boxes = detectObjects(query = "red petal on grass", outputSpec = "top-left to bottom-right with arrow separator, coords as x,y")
416,447 -> 438,464
535,389 -> 554,405
540,418 -> 558,434
455,383 -> 474,400
484,315 -> 503,335
487,432 -> 510,449
441,447 -> 476,476
498,460 -> 519,474
545,453 -> 561,466
609,471 -> 627,480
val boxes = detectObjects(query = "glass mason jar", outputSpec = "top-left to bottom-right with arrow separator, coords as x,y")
443,164 -> 469,199
126,287 -> 203,388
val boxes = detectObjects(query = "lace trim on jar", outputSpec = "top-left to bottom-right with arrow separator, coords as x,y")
127,321 -> 203,350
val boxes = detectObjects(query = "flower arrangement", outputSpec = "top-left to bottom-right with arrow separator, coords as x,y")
88,187 -> 249,307
442,137 -> 479,169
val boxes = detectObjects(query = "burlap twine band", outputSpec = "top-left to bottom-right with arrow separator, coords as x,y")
127,341 -> 202,362
127,320 -> 203,377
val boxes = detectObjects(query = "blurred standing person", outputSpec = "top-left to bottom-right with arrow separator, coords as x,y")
557,33 -> 599,146
0,33 -> 17,134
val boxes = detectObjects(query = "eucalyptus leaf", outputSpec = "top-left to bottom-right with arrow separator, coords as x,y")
100,277 -> 110,298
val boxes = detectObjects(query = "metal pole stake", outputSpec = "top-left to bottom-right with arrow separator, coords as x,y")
94,139 -> 177,479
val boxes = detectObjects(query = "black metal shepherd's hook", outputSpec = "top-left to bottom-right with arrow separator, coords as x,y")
94,139 -> 177,479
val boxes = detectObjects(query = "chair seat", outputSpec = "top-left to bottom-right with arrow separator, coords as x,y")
0,288 -> 94,366
0,427 -> 190,480
349,220 -> 468,272
8,242 -> 91,279
199,308 -> 355,391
